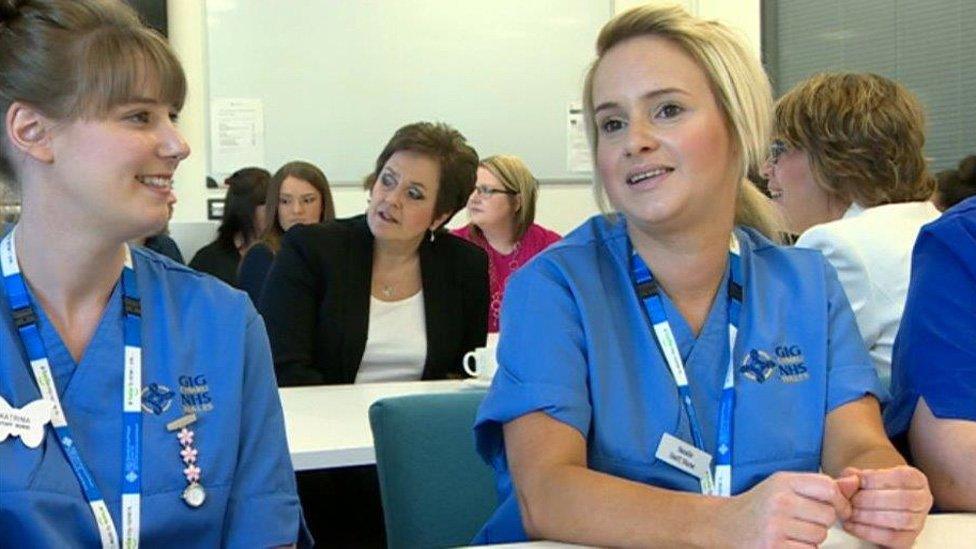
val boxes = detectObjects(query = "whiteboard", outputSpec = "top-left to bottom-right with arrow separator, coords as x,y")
205,0 -> 611,184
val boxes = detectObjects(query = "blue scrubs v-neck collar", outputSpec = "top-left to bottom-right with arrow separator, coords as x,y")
604,217 -> 735,393
29,282 -> 124,409
655,269 -> 731,367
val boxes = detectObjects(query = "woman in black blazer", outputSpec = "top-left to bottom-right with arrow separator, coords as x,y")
260,122 -> 489,386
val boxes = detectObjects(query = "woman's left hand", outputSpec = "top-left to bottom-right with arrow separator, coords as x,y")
840,465 -> 933,548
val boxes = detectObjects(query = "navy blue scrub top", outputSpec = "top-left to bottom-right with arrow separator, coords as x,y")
0,246 -> 309,547
473,216 -> 883,544
886,196 -> 976,437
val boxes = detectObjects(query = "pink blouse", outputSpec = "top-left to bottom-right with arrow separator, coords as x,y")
452,223 -> 561,332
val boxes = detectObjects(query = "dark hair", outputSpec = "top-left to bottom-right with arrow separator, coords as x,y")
0,0 -> 187,184
935,155 -> 976,211
217,167 -> 269,250
364,122 -> 478,229
260,160 -> 335,252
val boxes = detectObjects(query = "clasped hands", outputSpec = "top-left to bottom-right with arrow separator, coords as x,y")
728,466 -> 933,548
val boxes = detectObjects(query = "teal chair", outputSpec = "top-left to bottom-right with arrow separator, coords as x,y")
368,391 -> 496,549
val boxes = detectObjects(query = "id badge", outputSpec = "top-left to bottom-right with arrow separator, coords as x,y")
655,432 -> 713,481
0,396 -> 53,448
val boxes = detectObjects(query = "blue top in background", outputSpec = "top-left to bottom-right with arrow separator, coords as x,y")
238,242 -> 275,305
885,196 -> 976,437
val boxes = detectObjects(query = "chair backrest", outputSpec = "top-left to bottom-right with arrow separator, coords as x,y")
368,390 -> 495,549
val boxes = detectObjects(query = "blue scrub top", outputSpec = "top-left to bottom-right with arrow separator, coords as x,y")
238,242 -> 275,305
473,215 -> 882,544
0,248 -> 309,547
885,196 -> 976,437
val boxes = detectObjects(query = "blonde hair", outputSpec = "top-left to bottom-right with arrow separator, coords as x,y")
773,72 -> 933,208
582,3 -> 783,241
477,155 -> 538,241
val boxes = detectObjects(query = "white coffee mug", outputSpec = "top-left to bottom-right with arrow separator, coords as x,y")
463,344 -> 498,380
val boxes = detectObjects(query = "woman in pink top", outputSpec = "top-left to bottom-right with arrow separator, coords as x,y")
453,155 -> 561,332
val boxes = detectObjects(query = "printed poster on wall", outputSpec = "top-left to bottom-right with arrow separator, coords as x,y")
567,101 -> 591,173
210,97 -> 265,177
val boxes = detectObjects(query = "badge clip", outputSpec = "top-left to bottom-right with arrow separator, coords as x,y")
166,413 -> 197,432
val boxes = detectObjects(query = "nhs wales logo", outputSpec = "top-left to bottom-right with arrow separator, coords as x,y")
740,345 -> 810,384
739,349 -> 776,383
774,345 -> 810,383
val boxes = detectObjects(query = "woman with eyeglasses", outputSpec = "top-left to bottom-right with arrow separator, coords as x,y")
452,155 -> 560,333
761,73 -> 940,387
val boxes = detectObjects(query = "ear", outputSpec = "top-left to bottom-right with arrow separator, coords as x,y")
513,193 -> 523,213
5,102 -> 55,165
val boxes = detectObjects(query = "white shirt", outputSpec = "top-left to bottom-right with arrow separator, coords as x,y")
796,201 -> 940,387
355,291 -> 427,383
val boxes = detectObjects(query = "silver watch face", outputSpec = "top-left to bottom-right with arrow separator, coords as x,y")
182,483 -> 206,508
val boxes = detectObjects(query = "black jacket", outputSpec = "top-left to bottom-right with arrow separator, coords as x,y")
259,215 -> 489,386
189,239 -> 240,287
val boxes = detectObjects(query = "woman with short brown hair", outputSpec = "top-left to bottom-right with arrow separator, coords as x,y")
260,121 -> 489,386
764,72 -> 941,383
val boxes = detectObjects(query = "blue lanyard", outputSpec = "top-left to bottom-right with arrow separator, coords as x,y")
1,228 -> 142,548
630,234 -> 742,497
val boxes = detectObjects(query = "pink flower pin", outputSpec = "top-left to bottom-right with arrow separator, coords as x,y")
180,446 -> 198,464
183,463 -> 201,483
177,428 -> 195,447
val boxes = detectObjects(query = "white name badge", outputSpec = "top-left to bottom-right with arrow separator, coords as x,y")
655,432 -> 712,480
0,396 -> 53,448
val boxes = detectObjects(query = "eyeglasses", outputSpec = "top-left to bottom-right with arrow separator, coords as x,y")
473,185 -> 519,197
768,139 -> 789,166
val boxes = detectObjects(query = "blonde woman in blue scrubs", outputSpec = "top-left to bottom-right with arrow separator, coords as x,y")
474,5 -> 932,547
0,0 -> 306,546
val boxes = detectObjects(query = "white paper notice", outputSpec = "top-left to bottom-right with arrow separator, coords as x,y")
211,98 -> 265,176
567,101 -> 591,173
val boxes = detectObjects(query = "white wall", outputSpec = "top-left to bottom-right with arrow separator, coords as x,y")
166,1 -> 209,223
694,0 -> 761,56
612,1 -> 760,54
167,1 -> 759,236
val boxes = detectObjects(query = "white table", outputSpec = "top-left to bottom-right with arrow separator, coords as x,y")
476,513 -> 976,548
280,379 -> 481,470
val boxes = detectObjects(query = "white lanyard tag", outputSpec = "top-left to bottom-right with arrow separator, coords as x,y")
0,396 -> 52,448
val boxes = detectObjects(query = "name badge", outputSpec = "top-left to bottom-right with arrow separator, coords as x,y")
0,396 -> 53,448
655,432 -> 712,480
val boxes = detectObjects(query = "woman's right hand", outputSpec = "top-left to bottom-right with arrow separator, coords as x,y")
719,471 -> 857,548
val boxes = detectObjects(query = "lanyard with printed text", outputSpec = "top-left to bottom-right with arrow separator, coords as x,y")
1,228 -> 142,548
630,234 -> 742,497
